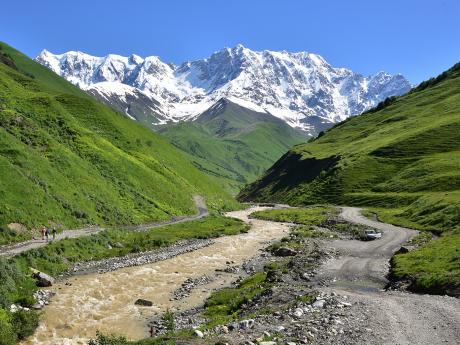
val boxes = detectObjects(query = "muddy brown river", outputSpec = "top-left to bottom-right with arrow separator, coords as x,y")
23,207 -> 289,344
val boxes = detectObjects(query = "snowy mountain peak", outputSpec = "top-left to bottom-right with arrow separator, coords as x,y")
35,46 -> 411,134
129,54 -> 143,65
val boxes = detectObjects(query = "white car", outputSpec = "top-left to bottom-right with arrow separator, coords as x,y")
363,229 -> 382,240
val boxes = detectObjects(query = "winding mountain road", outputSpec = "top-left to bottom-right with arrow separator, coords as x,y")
316,207 -> 417,291
0,196 -> 208,258
315,207 -> 460,345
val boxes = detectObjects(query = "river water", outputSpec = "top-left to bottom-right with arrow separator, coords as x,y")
23,207 -> 289,344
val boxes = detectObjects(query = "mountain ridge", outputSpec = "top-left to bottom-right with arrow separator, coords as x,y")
158,97 -> 306,193
36,45 -> 411,134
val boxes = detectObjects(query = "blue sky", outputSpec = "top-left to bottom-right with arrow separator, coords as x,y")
2,0 -> 459,83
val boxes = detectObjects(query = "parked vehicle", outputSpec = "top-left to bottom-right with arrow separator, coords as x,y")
362,229 -> 382,241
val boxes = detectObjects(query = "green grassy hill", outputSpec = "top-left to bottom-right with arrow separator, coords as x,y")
239,62 -> 460,295
159,99 -> 306,193
0,42 -> 238,244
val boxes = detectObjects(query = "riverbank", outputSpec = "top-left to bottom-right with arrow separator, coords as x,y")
115,206 -> 460,345
22,207 -> 290,344
2,213 -> 247,345
68,239 -> 214,276
0,196 -> 209,258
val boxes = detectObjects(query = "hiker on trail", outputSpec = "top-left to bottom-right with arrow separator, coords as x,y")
41,227 -> 46,241
52,228 -> 57,240
45,227 -> 50,242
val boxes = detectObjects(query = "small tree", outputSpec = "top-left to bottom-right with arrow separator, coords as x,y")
162,308 -> 175,331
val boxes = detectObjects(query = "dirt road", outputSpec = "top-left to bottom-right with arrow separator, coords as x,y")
315,207 -> 460,345
316,207 -> 417,291
0,195 -> 208,257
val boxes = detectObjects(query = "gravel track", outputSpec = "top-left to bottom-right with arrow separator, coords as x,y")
315,207 -> 460,344
0,196 -> 207,257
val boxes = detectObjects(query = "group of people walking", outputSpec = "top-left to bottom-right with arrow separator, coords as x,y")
40,226 -> 57,242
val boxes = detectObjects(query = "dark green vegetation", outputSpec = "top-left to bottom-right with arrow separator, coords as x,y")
0,42 -> 238,245
202,271 -> 270,327
390,235 -> 460,295
159,98 -> 306,194
251,206 -> 366,239
251,206 -> 333,225
0,258 -> 39,344
15,216 -> 248,277
240,62 -> 460,295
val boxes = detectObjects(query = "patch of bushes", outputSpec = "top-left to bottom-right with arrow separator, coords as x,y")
411,62 -> 460,93
251,206 -> 337,226
202,272 -> 269,328
0,258 -> 38,344
364,96 -> 398,114
88,332 -> 182,345
0,225 -> 30,246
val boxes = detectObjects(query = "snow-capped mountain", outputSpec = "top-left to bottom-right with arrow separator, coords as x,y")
36,45 -> 411,133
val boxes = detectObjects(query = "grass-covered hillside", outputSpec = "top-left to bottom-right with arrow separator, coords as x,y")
0,42 -> 238,244
159,98 -> 306,193
239,62 -> 460,295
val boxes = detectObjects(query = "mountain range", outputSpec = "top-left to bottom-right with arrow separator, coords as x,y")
36,45 -> 411,134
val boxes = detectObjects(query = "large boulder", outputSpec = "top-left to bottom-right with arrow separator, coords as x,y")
273,247 -> 297,257
134,299 -> 153,306
395,246 -> 412,254
193,329 -> 204,338
32,270 -> 55,287
312,299 -> 326,309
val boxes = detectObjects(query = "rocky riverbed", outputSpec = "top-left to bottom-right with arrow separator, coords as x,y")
67,239 -> 214,276
145,208 -> 460,345
23,207 -> 291,344
172,275 -> 215,301
23,207 -> 460,344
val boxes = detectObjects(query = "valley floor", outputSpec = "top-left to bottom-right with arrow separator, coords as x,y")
20,205 -> 460,345
22,207 -> 289,344
143,206 -> 460,345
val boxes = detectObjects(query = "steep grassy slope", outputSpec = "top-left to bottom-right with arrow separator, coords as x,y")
159,99 -> 306,193
0,42 -> 238,243
239,62 -> 460,294
240,62 -> 460,231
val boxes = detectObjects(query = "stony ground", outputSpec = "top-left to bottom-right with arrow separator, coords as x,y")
68,239 -> 214,276
148,207 -> 460,345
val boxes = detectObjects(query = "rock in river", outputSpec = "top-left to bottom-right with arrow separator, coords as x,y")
135,299 -> 153,306
32,270 -> 55,287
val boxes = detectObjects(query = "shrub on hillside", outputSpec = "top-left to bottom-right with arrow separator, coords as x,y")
0,309 -> 16,345
11,310 -> 39,340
